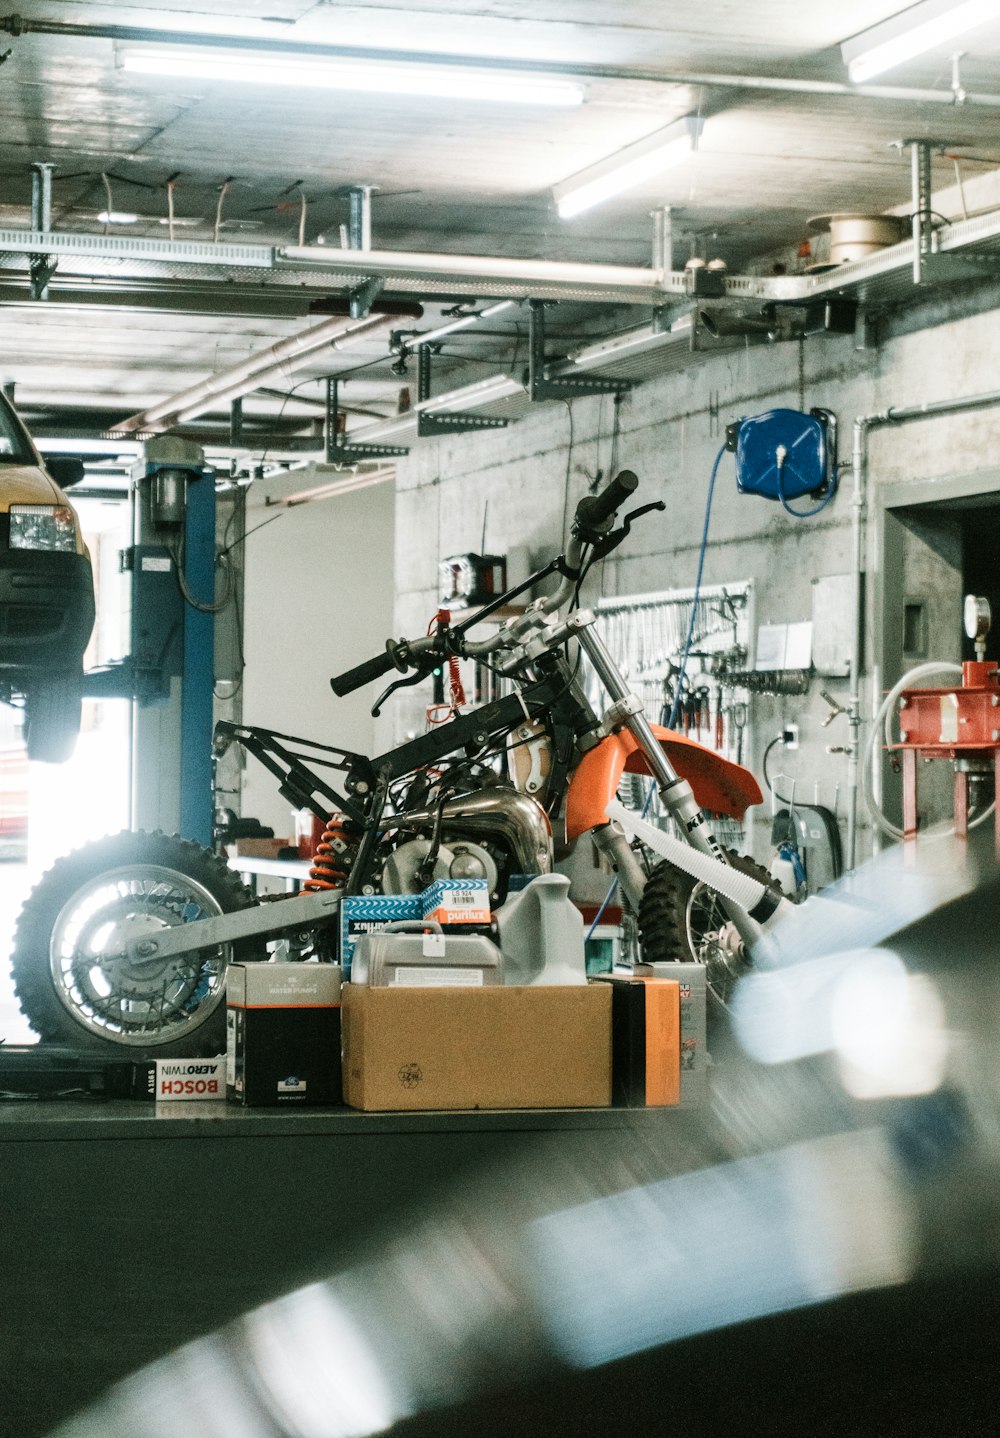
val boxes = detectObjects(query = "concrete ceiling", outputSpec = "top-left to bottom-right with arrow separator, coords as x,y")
2,0 -> 1000,452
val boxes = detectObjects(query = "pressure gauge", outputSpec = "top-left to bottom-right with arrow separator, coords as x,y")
964,594 -> 991,659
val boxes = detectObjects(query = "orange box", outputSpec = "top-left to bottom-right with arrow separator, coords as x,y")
592,974 -> 681,1107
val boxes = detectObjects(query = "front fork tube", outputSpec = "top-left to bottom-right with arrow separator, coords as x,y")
591,821 -> 648,913
578,623 -> 764,952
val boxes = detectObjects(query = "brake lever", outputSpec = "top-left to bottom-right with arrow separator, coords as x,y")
371,665 -> 429,717
588,500 -> 666,562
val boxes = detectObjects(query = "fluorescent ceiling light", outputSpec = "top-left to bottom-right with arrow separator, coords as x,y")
571,325 -> 673,368
118,46 -> 583,106
553,116 -> 704,219
841,0 -> 1000,82
37,437 -> 142,458
96,210 -> 139,224
417,373 -> 524,413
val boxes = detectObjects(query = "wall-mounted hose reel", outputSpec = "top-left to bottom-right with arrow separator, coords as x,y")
726,407 -> 838,517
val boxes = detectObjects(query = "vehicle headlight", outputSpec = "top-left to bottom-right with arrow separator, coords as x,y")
8,504 -> 78,552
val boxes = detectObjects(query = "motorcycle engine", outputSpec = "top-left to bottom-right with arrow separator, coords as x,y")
378,783 -> 552,901
381,838 -> 499,896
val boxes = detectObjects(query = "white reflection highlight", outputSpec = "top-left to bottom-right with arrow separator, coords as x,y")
733,945 -> 950,1100
243,1283 -> 398,1438
733,947 -> 890,1065
74,1335 -> 273,1438
527,1129 -> 915,1369
834,968 -> 948,1099
751,833 -> 975,973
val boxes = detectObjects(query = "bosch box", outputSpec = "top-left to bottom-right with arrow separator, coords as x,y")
226,962 -> 342,1106
133,1057 -> 226,1102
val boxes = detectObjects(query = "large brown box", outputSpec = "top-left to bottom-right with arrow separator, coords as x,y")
342,983 -> 611,1112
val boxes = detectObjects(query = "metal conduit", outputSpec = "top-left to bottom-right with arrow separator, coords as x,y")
109,312 -> 396,436
846,386 -> 1000,869
406,300 -> 517,350
277,245 -> 672,298
5,14 -> 1000,108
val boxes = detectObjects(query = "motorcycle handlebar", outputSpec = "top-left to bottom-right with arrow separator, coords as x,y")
330,471 -> 646,694
329,645 -> 400,697
574,469 -> 638,533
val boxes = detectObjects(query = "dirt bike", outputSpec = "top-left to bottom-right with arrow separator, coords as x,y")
11,470 -> 789,1057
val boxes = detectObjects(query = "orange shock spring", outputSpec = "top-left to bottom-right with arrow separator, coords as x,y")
432,608 -> 466,709
447,652 -> 466,709
303,815 -> 357,891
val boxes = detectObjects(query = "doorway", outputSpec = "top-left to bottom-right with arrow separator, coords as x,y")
876,472 -> 1000,834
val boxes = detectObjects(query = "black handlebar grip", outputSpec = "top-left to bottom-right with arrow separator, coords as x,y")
575,469 -> 639,530
330,645 -> 399,697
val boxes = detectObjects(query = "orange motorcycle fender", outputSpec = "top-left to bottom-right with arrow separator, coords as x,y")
565,724 -> 763,843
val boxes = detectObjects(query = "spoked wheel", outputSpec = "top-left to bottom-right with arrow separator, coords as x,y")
637,851 -> 779,1012
12,831 -> 259,1056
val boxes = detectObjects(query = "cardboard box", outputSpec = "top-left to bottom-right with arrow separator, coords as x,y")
225,838 -> 290,860
339,894 -> 422,974
226,962 -> 342,1106
419,878 -> 491,925
342,983 -> 611,1112
593,974 -> 681,1107
640,961 -> 709,1105
135,1056 -> 226,1102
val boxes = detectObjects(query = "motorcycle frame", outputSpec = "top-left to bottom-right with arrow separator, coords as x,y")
128,505 -> 782,969
132,628 -> 769,970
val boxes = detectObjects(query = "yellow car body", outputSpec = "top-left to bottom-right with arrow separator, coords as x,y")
0,392 -> 95,760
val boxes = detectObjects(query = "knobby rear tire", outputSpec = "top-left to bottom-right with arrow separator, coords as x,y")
12,830 -> 259,1057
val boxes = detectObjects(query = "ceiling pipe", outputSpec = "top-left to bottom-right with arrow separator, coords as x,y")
0,228 -> 674,305
272,467 -> 396,506
108,311 -> 398,436
5,13 -> 1000,107
278,244 -> 672,301
405,300 -> 518,350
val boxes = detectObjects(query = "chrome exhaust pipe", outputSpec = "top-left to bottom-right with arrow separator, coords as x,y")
390,788 -> 553,875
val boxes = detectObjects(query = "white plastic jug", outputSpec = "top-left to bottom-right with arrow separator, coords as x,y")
495,874 -> 587,985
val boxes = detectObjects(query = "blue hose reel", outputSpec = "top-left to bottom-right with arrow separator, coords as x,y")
726,407 -> 838,517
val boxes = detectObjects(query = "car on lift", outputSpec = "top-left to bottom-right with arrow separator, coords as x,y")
0,390 -> 94,762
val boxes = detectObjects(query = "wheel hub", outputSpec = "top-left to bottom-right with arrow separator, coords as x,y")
49,863 -> 228,1045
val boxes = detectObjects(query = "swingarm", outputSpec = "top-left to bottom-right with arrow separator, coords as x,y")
120,885 -> 344,966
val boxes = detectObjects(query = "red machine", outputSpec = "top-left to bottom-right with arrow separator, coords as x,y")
893,597 -> 1000,847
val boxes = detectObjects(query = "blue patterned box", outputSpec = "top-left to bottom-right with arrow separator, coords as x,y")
340,894 -> 421,974
420,878 -> 491,924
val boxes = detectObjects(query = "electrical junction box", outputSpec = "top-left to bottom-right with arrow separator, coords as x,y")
439,552 -> 506,608
226,963 -> 342,1106
811,573 -> 854,678
121,543 -> 184,693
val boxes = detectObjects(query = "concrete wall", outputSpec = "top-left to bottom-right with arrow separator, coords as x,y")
390,298 -> 1000,866
239,473 -> 395,837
